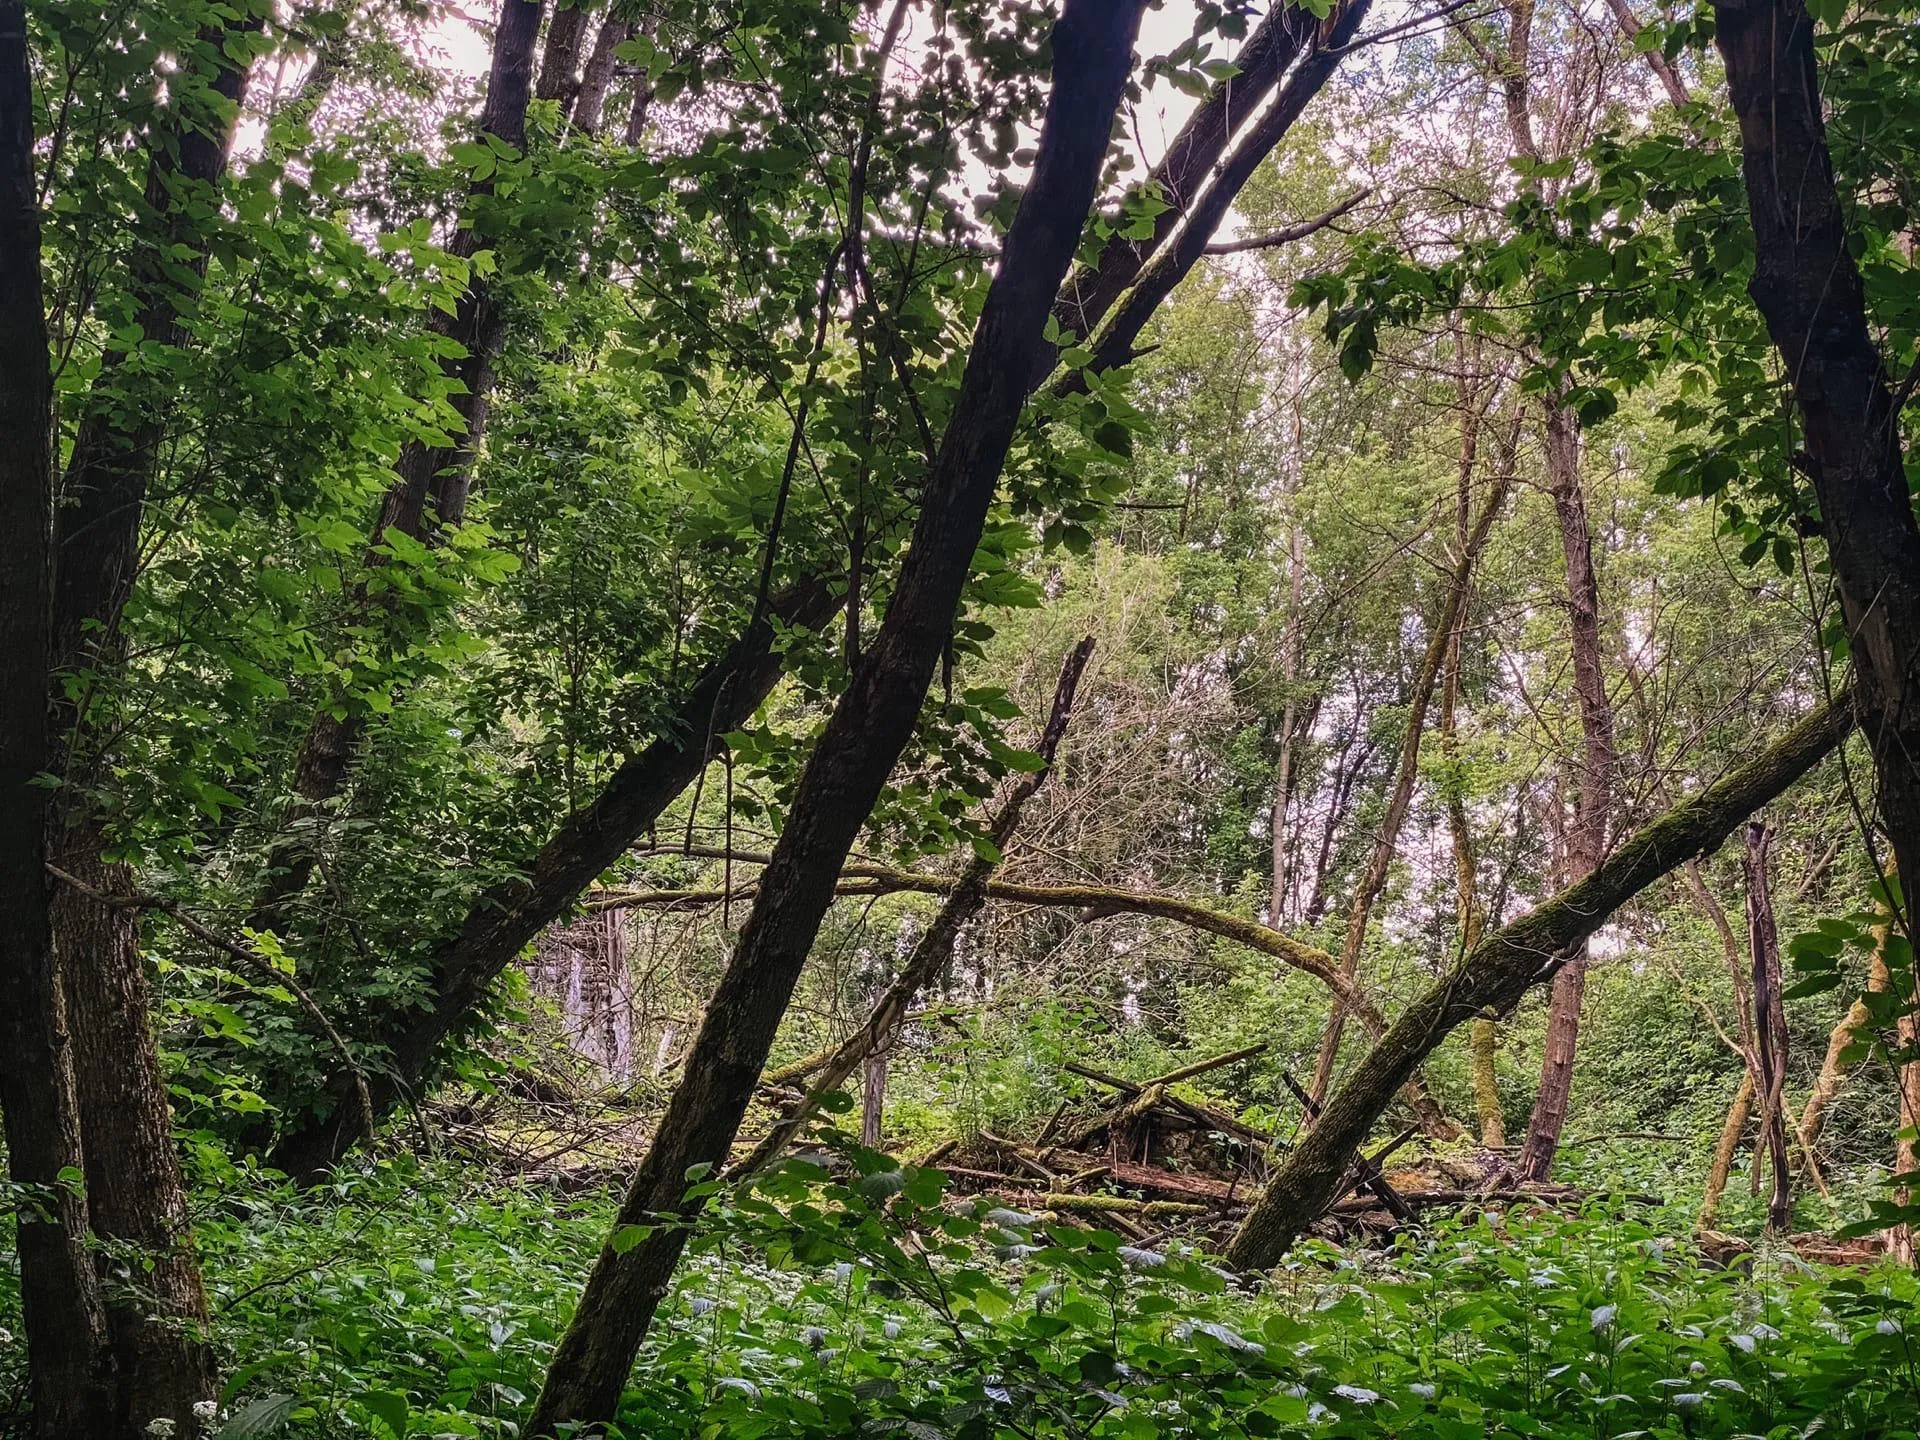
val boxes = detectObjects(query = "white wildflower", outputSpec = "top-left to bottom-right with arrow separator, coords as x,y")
191,1401 -> 220,1422
1591,1304 -> 1617,1334
145,1422 -> 176,1438
1877,1317 -> 1904,1336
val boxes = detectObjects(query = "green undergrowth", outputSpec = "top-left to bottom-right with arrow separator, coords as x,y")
6,1151 -> 1919,1439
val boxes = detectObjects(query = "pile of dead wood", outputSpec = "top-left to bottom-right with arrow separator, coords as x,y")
913,1045 -> 1667,1245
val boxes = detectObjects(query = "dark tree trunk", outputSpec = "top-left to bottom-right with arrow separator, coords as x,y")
1518,397 -> 1617,1181
254,0 -> 546,925
536,1 -> 591,114
1712,0 -> 1920,921
43,17 -> 259,1431
1226,695 -> 1852,1270
571,14 -> 630,136
1742,821 -> 1793,1232
268,581 -> 840,1175
525,8 -> 1147,1429
276,0 -> 1372,1176
0,10 -> 118,1427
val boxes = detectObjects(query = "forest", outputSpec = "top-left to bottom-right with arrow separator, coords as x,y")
4,0 -> 1920,1435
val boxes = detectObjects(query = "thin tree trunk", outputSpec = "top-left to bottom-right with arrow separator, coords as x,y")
1307,466 -> 1511,1117
1225,694 -> 1851,1270
1269,388 -> 1306,927
1796,916 -> 1889,1171
1742,821 -> 1792,1231
1518,395 -> 1617,1181
525,12 -> 1146,1427
860,1042 -> 889,1149
1713,0 -> 1920,927
1698,1071 -> 1754,1233
0,14 -> 118,1426
253,0 -> 546,926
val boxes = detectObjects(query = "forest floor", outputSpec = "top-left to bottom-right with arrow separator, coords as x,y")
92,1095 -> 1918,1440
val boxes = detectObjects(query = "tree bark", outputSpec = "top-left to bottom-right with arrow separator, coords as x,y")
571,14 -> 631,136
0,10 -> 118,1427
43,16 -> 259,1430
525,9 -> 1147,1428
1741,821 -> 1792,1231
253,0 -> 546,925
536,1 -> 591,113
1225,693 -> 1852,1270
1712,0 -> 1920,924
1519,397 -> 1617,1180
1698,1071 -> 1754,1233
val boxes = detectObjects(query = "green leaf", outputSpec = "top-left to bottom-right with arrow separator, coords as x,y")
215,1395 -> 297,1439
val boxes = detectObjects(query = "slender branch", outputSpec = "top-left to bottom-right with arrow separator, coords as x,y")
1202,189 -> 1372,256
46,864 -> 377,1149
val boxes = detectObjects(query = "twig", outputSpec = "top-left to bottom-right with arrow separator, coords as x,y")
46,863 -> 378,1149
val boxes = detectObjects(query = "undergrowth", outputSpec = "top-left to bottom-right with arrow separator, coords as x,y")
5,1151 -> 1918,1439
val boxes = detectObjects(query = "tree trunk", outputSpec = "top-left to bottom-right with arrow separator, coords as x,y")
525,10 -> 1147,1428
1224,694 -> 1851,1270
42,17 -> 259,1431
253,0 -> 546,926
1307,462 -> 1510,1119
277,0 -> 1380,1177
1519,396 -> 1617,1181
1712,0 -> 1920,925
536,1 -> 591,113
1742,821 -> 1792,1231
571,14 -> 631,136
1698,1071 -> 1754,1233
1892,938 -> 1919,1264
860,1042 -> 889,1149
50,835 -> 215,1433
0,14 -> 119,1426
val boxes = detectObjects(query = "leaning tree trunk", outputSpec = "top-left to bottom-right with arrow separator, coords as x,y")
525,8 -> 1148,1429
1712,0 -> 1920,923
1742,821 -> 1792,1232
276,0 -> 1380,1177
1518,396 -> 1617,1181
1225,694 -> 1851,1270
0,12 -> 118,1428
